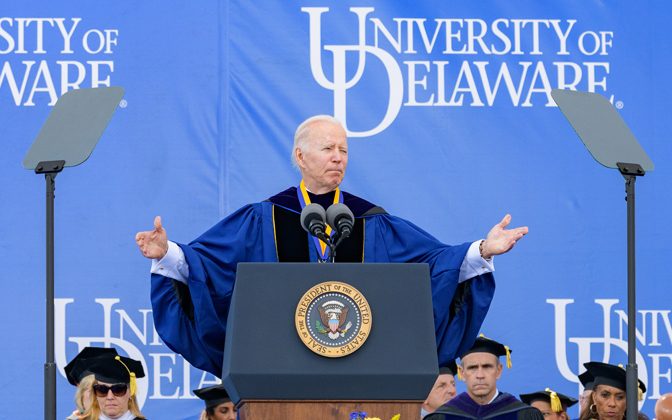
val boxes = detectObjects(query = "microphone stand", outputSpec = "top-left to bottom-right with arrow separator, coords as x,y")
327,239 -> 337,263
313,231 -> 336,263
325,229 -> 351,263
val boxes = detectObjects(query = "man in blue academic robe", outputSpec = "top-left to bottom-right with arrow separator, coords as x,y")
136,115 -> 529,376
424,336 -> 543,420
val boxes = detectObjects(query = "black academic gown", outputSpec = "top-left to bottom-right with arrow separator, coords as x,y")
425,392 -> 544,420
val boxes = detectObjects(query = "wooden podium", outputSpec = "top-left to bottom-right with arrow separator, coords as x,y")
223,263 -> 438,420
238,400 -> 421,419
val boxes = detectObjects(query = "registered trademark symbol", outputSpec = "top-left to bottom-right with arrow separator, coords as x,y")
615,101 -> 624,109
119,99 -> 127,108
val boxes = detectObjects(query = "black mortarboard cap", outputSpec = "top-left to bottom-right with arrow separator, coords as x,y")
64,347 -> 118,386
583,362 -> 646,398
83,353 -> 145,396
460,335 -> 512,368
84,353 -> 145,384
578,371 -> 595,391
439,359 -> 458,376
194,385 -> 231,409
65,351 -> 144,396
520,388 -> 578,412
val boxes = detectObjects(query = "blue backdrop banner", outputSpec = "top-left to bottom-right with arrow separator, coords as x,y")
1,1 -> 670,418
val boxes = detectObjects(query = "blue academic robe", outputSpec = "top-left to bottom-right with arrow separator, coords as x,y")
151,187 -> 495,376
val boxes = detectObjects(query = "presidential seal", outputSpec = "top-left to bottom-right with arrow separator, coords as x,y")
295,281 -> 372,357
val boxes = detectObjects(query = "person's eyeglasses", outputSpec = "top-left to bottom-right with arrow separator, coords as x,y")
93,383 -> 128,397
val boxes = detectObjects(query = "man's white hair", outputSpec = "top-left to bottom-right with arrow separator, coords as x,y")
291,115 -> 344,169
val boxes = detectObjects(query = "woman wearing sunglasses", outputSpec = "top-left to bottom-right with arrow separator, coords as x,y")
74,353 -> 147,420
64,347 -> 120,419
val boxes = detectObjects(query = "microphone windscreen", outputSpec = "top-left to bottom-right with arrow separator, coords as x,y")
300,203 -> 326,233
326,203 -> 354,230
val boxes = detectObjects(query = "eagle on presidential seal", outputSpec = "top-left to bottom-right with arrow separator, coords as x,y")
316,300 -> 353,340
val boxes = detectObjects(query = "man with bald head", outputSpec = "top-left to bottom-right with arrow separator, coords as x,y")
136,115 -> 528,376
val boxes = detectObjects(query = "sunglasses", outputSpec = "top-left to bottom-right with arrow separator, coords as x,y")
93,383 -> 128,397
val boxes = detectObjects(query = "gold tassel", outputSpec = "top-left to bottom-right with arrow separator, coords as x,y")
546,388 -> 562,413
115,356 -> 137,396
457,366 -> 464,381
504,345 -> 512,368
129,372 -> 137,397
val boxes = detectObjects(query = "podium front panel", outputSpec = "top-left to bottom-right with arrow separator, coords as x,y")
222,263 -> 438,402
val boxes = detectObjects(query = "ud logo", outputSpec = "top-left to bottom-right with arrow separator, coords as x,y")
545,298 -> 672,408
301,7 -> 403,138
295,281 -> 372,357
301,7 -> 618,136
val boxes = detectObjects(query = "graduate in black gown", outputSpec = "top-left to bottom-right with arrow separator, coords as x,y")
135,115 -> 529,376
425,336 -> 543,420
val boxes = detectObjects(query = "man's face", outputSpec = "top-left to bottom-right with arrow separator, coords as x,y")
424,373 -> 457,412
295,121 -> 348,194
530,400 -> 568,420
460,352 -> 502,403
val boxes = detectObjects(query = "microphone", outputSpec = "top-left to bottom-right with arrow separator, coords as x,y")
300,203 -> 328,241
326,203 -> 355,239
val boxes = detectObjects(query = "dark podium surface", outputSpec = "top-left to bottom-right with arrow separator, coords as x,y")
222,263 -> 438,403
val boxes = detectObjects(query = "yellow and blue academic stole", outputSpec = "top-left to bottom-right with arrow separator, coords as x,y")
297,180 -> 342,261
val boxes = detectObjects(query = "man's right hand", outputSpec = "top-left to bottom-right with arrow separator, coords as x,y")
135,216 -> 169,259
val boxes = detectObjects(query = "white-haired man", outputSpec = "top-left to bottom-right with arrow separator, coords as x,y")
136,115 -> 528,376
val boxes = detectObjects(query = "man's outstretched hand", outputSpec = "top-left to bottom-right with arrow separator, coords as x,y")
135,216 -> 169,260
480,214 -> 528,259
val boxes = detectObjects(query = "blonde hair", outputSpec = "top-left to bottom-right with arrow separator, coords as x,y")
80,382 -> 146,420
74,374 -> 95,413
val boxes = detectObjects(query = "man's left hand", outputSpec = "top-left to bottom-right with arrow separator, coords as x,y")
480,214 -> 528,259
